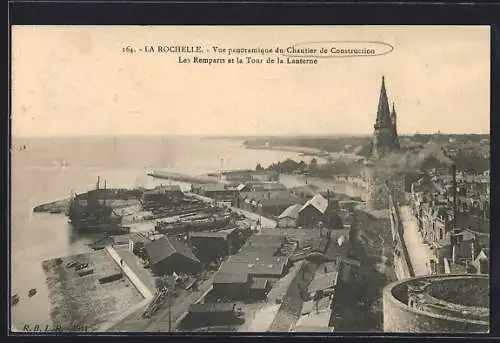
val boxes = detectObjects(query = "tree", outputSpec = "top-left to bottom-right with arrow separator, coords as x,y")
255,163 -> 264,171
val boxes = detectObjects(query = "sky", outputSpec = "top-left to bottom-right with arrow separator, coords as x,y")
11,26 -> 490,137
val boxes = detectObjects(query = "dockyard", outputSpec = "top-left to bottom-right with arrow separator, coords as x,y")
33,167 -> 386,333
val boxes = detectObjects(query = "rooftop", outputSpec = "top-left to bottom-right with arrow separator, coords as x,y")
145,237 -> 199,265
278,204 -> 302,220
308,271 -> 338,294
300,194 -> 329,215
189,303 -> 235,314
213,272 -> 249,284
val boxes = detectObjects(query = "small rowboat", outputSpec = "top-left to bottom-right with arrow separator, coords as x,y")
28,288 -> 37,298
12,294 -> 20,305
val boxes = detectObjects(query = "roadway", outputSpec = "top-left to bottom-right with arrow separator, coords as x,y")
398,206 -> 437,276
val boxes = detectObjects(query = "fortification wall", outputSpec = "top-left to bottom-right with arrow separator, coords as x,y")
383,275 -> 490,333
388,194 -> 414,280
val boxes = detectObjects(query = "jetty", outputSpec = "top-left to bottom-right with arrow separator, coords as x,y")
147,170 -> 218,184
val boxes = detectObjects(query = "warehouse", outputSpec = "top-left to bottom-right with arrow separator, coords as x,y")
212,272 -> 251,300
145,237 -> 201,276
189,228 -> 240,262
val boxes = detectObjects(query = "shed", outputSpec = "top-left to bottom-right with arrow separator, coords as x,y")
189,228 -> 239,262
145,237 -> 201,275
278,204 -> 302,228
212,272 -> 251,300
298,194 -> 329,228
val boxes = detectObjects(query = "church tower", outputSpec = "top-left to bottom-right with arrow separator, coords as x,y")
371,76 -> 399,159
390,102 -> 400,149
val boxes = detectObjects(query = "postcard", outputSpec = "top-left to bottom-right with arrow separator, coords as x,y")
10,25 -> 490,334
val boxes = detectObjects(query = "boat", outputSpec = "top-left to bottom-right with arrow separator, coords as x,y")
67,177 -> 128,233
28,288 -> 37,298
12,294 -> 20,305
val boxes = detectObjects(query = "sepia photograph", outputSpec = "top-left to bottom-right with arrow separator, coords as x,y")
10,25 -> 490,334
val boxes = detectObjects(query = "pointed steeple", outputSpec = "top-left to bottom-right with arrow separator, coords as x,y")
390,102 -> 397,125
375,75 -> 392,129
391,102 -> 400,148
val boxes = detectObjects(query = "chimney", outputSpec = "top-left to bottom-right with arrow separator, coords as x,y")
451,164 -> 457,230
104,180 -> 107,190
96,176 -> 100,190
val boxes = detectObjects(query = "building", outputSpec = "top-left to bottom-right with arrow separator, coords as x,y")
142,185 -> 183,209
249,278 -> 271,300
383,275 -> 489,333
219,254 -> 290,280
297,194 -> 329,228
191,183 -> 238,200
277,204 -> 302,228
189,228 -> 241,262
212,272 -> 251,300
145,237 -> 201,275
183,303 -> 238,328
238,190 -> 301,217
371,76 -> 400,159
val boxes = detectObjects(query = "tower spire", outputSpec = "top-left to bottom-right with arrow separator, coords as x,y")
375,75 -> 392,129
372,76 -> 400,159
391,102 -> 397,125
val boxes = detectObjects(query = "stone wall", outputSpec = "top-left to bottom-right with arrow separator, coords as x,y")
389,194 -> 414,280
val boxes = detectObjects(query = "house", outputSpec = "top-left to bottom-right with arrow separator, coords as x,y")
277,204 -> 302,228
297,194 -> 329,228
189,228 -> 241,262
212,272 -> 251,300
145,237 -> 201,275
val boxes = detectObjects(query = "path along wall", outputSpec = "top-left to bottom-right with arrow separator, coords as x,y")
388,193 -> 414,280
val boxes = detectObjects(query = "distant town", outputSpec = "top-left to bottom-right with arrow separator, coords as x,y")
16,76 -> 489,333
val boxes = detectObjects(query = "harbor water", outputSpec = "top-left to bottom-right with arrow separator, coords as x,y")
10,135 -> 310,330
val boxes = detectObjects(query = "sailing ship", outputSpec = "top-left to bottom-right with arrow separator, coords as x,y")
67,177 -> 130,234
